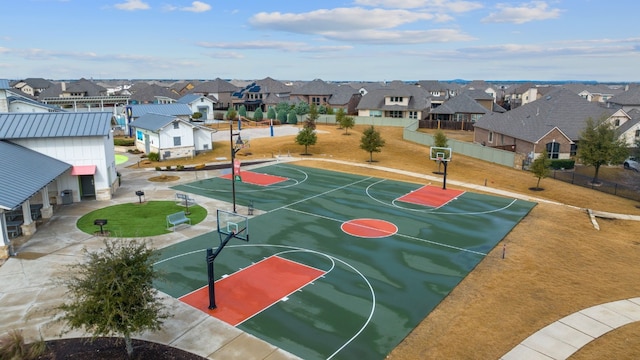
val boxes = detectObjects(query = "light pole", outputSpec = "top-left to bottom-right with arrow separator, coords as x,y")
230,121 -> 244,213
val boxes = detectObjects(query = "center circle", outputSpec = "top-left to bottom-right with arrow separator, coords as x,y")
341,218 -> 398,238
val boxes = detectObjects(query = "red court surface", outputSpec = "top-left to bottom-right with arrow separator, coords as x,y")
179,256 -> 325,326
397,185 -> 465,207
221,170 -> 288,186
341,218 -> 398,238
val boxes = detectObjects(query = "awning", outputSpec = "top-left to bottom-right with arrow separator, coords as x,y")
71,165 -> 96,176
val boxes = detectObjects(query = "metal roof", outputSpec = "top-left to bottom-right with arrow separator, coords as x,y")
129,103 -> 191,117
130,113 -> 177,132
0,141 -> 71,210
0,112 -> 112,139
0,79 -> 9,90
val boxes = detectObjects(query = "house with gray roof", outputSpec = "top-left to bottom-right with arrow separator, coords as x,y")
356,81 -> 431,120
10,78 -> 53,97
473,88 -> 616,160
607,84 -> 640,112
129,83 -> 178,104
177,94 -> 217,122
7,90 -> 62,113
0,111 -> 118,250
121,103 -> 192,136
189,78 -> 239,110
429,92 -> 492,125
130,113 -> 216,160
232,77 -> 292,112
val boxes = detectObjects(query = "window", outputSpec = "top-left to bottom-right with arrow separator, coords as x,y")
570,144 -> 577,156
488,131 -> 494,143
173,136 -> 181,146
614,119 -> 620,126
409,111 -> 418,119
546,142 -> 560,159
635,129 -> 640,137
388,110 -> 403,118
173,121 -> 179,129
390,96 -> 403,102
136,130 -> 143,141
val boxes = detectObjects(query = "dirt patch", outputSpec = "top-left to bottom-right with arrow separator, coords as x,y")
148,175 -> 180,182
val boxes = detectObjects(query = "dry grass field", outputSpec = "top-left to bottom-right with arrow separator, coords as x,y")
134,123 -> 640,359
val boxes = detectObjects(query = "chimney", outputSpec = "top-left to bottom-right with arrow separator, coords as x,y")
60,81 -> 66,92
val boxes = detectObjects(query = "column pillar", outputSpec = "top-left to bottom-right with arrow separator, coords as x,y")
41,185 -> 53,219
21,200 -> 36,236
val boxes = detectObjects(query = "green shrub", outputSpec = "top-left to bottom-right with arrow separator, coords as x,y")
550,159 -> 575,170
114,138 -> 135,146
177,165 -> 184,170
147,152 -> 160,162
165,166 -> 172,170
155,166 -> 161,171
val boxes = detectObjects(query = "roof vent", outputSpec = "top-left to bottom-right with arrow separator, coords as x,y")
546,95 -> 551,100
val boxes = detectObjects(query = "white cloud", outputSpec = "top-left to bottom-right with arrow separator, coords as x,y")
181,1 -> 211,13
482,1 -> 562,24
114,0 -> 150,11
322,29 -> 475,44
250,8 -> 437,33
354,0 -> 483,12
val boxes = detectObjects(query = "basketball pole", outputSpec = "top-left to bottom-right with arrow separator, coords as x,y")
442,160 -> 448,190
207,231 -> 236,310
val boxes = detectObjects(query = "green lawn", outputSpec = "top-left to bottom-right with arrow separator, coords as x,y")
77,201 -> 207,237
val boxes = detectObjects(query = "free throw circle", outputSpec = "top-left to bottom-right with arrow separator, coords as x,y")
341,218 -> 398,238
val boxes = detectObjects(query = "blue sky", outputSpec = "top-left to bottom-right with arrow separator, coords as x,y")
1,0 -> 638,82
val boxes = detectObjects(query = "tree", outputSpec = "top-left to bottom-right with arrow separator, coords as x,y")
530,149 -> 552,190
335,108 -> 346,128
266,107 -> 276,120
275,101 -> 290,113
318,105 -> 328,114
295,126 -> 317,155
304,103 -> 318,130
287,109 -> 298,124
191,112 -> 202,120
340,115 -> 355,135
577,116 -> 629,184
277,109 -> 288,124
295,101 -> 310,116
225,108 -> 237,121
360,125 -> 385,162
433,129 -> 449,173
58,239 -> 169,358
238,105 -> 247,118
253,107 -> 263,121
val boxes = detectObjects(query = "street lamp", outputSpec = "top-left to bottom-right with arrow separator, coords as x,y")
230,121 -> 244,213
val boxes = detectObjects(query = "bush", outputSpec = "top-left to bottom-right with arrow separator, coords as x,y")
0,330 -> 45,360
550,159 -> 575,170
177,165 -> 184,171
155,166 -> 161,171
114,138 -> 135,146
165,166 -> 172,170
147,152 -> 160,162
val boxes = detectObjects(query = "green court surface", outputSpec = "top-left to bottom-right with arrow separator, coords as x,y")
154,164 -> 536,360
115,154 -> 128,165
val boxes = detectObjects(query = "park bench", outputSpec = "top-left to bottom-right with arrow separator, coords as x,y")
166,211 -> 191,231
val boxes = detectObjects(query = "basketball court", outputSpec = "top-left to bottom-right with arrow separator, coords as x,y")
154,161 -> 536,359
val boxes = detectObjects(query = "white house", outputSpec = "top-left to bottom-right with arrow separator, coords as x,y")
177,93 -> 217,122
130,113 -> 216,160
0,111 -> 117,254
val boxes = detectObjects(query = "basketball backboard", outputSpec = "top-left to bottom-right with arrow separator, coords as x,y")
429,146 -> 452,162
217,209 -> 249,241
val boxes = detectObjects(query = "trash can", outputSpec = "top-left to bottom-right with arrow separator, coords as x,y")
61,190 -> 73,205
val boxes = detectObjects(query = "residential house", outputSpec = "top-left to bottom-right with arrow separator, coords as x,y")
177,93 -> 217,122
607,84 -> 640,112
10,78 -> 53,97
189,78 -> 239,110
121,103 -> 192,137
564,84 -> 623,104
232,77 -> 292,112
129,83 -> 178,104
612,108 -> 640,148
464,80 -> 498,102
473,88 -> 615,160
39,78 -> 129,111
416,80 -> 460,108
130,113 -> 216,160
428,92 -> 492,124
356,81 -> 430,119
